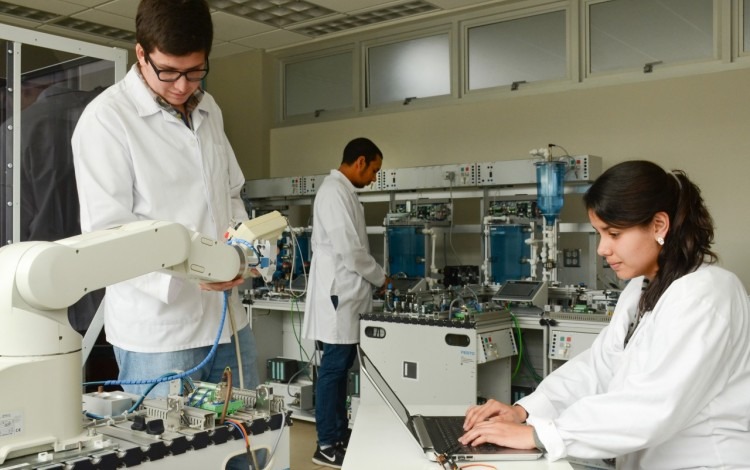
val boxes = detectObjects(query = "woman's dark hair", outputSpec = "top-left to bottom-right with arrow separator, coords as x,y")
342,137 -> 382,166
136,0 -> 213,57
583,160 -> 716,314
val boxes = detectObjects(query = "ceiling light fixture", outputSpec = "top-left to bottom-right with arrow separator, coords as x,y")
207,0 -> 335,28
292,1 -> 440,37
0,1 -> 59,22
52,17 -> 136,42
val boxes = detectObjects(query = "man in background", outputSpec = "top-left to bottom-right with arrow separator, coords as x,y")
303,137 -> 389,468
21,83 -> 105,333
0,77 -> 104,333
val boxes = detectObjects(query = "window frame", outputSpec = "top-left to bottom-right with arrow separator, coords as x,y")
270,0 -> 748,127
582,0 -> 723,79
460,2 -> 573,96
361,24 -> 455,111
278,44 -> 357,123
736,0 -> 750,59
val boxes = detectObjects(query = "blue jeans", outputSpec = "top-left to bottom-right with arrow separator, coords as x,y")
315,341 -> 357,447
113,324 -> 260,398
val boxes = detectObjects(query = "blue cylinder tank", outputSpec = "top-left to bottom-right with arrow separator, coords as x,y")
535,161 -> 566,226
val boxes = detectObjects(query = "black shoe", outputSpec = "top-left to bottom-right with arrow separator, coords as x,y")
336,428 -> 352,451
312,445 -> 345,468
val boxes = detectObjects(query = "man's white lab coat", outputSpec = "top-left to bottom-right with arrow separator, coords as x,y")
302,170 -> 386,344
72,65 -> 248,352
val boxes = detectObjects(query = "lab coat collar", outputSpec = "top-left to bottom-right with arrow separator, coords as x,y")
330,169 -> 357,194
125,64 -> 209,125
125,65 -> 162,118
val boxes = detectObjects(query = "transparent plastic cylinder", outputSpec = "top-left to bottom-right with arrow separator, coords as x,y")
535,161 -> 566,226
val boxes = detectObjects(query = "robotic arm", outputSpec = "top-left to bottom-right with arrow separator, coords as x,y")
0,211 -> 286,464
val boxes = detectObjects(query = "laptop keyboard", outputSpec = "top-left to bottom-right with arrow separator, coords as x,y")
426,416 -> 499,455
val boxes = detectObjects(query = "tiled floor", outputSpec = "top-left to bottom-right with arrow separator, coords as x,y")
290,419 -> 328,470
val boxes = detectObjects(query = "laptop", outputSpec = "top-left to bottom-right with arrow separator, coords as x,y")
358,345 -> 543,462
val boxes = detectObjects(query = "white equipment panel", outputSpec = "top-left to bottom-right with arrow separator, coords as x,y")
549,330 -> 598,361
360,314 -> 516,407
547,315 -> 610,368
242,156 -> 603,198
478,329 -> 516,363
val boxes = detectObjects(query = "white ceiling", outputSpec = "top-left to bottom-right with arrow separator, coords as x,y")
0,0 -> 499,58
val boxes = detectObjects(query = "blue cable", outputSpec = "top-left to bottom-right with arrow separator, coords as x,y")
194,388 -> 213,408
188,387 -> 208,407
83,235 -> 260,409
84,290 -> 230,390
126,372 -> 184,413
225,420 -> 244,438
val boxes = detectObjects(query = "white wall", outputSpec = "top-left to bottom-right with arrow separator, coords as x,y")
209,49 -> 273,180
267,67 -> 750,289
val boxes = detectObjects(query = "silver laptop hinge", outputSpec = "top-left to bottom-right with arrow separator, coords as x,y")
412,416 -> 434,448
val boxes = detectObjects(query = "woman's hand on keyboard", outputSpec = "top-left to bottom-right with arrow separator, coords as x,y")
462,399 -> 527,431
458,420 -> 536,450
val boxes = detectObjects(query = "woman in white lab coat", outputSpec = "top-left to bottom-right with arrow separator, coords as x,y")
460,160 -> 750,469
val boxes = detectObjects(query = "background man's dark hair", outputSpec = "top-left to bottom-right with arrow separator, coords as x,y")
341,137 -> 382,166
136,0 -> 213,57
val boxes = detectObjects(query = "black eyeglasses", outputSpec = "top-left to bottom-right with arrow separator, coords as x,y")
145,53 -> 209,82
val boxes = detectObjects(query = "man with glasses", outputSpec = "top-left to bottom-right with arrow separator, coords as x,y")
72,0 -> 260,415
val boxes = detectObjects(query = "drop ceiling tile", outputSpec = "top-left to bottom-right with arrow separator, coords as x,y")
233,29 -> 309,50
0,0 -> 86,16
211,41 -> 256,58
310,0 -> 399,14
429,0 -> 494,9
212,11 -> 275,41
70,8 -> 133,30
58,0 -> 115,7
94,0 -> 138,18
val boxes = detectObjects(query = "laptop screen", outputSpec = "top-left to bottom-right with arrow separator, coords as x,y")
358,346 -> 412,427
357,345 -> 544,462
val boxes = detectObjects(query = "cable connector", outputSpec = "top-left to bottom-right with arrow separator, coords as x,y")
435,452 -> 458,470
